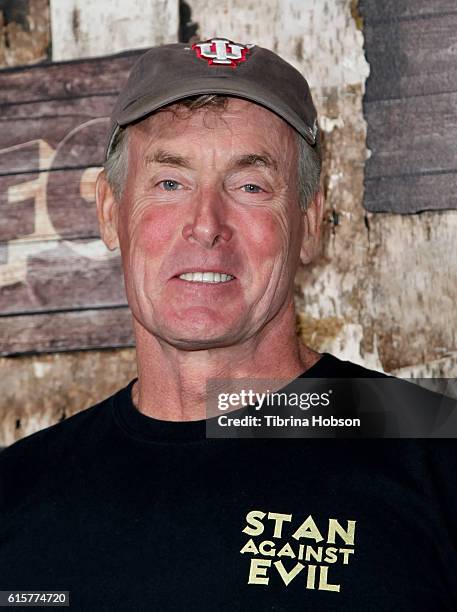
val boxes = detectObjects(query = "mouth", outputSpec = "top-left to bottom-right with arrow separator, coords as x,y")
175,271 -> 235,284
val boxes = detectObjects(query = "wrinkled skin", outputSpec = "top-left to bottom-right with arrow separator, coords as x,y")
96,99 -> 323,419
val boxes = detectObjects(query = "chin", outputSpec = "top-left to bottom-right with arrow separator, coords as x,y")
166,336 -> 237,351
158,318 -> 246,350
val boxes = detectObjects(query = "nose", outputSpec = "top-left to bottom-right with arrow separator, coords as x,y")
182,188 -> 233,248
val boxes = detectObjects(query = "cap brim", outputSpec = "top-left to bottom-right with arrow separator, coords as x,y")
106,76 -> 316,159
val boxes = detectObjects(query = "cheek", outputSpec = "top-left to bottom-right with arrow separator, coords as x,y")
241,209 -> 291,264
122,206 -> 178,261
139,210 -> 177,257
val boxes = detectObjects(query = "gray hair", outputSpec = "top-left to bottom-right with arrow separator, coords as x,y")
296,131 -> 321,210
104,96 -> 321,210
104,127 -> 129,201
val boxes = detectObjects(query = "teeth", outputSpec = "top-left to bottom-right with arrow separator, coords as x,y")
179,272 -> 234,283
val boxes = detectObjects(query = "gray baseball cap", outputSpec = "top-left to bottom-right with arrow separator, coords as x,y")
106,38 -> 318,159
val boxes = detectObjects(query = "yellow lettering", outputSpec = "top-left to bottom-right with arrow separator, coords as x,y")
267,512 -> 292,538
277,542 -> 296,558
240,539 -> 259,555
273,561 -> 305,586
304,546 -> 323,562
248,558 -> 271,585
339,548 -> 355,564
243,510 -> 266,536
327,519 -> 356,545
258,540 -> 276,557
292,515 -> 324,542
324,547 -> 338,564
306,564 -> 317,589
318,566 -> 340,592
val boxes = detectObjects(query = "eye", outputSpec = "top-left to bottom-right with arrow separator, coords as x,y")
241,184 -> 262,193
159,179 -> 182,191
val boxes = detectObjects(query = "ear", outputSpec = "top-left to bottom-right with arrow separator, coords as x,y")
96,170 -> 120,251
300,190 -> 324,264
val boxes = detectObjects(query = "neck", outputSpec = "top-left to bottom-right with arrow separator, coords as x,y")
131,304 -> 321,421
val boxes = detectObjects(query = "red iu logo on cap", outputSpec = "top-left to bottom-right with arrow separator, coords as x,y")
192,38 -> 253,67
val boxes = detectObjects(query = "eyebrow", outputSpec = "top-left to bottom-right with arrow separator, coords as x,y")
231,153 -> 278,172
144,150 -> 278,172
145,149 -> 193,169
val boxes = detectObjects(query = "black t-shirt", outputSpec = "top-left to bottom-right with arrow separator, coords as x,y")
1,353 -> 456,611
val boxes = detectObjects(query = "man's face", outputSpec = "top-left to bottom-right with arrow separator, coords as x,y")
112,98 -> 308,349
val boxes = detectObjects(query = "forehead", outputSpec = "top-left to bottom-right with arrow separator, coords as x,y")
128,98 -> 297,157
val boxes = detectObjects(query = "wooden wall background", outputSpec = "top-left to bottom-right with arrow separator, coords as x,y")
361,0 -> 457,213
1,0 -> 456,446
0,53 -> 139,355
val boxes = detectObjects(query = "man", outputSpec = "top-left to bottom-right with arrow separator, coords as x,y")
1,39 -> 456,611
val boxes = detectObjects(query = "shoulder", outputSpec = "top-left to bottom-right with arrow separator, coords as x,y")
311,353 -> 388,378
318,353 -> 457,437
1,394 -> 111,466
0,382 -> 133,501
